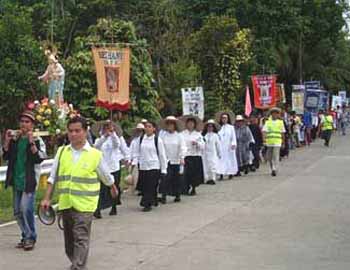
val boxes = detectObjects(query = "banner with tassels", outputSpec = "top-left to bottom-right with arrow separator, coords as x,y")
92,47 -> 131,111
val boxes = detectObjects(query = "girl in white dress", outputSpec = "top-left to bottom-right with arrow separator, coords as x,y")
202,119 -> 221,185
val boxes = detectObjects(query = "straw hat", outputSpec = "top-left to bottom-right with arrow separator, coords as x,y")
91,120 -> 123,138
159,116 -> 184,131
135,123 -> 145,130
204,119 -> 220,131
178,115 -> 203,131
269,107 -> 282,114
215,111 -> 235,125
235,115 -> 245,121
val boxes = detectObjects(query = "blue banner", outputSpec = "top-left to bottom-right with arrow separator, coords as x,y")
304,90 -> 329,112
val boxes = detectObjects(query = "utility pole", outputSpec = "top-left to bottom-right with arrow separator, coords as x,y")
299,0 -> 304,84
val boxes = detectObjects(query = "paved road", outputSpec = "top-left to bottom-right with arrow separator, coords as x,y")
1,134 -> 350,270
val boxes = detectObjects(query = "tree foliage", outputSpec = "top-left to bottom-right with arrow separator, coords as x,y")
1,0 -> 350,129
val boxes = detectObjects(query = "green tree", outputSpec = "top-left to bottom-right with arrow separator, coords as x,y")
192,16 -> 253,114
0,2 -> 45,129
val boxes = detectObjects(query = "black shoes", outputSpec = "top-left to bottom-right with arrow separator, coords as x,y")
271,170 -> 277,177
189,188 -> 197,196
142,206 -> 152,212
109,206 -> 117,216
94,210 -> 102,219
206,180 -> 216,185
160,196 -> 167,204
174,196 -> 181,203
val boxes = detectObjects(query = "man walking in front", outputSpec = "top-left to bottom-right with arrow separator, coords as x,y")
262,108 -> 286,177
41,116 -> 118,270
3,111 -> 46,251
320,110 -> 334,147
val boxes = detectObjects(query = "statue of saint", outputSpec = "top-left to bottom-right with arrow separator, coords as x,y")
38,50 -> 65,104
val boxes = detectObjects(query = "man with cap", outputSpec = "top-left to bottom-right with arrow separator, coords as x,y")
3,110 -> 47,251
262,108 -> 286,177
319,110 -> 334,147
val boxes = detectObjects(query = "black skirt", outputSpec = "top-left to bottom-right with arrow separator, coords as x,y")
159,164 -> 181,197
183,156 -> 204,192
97,170 -> 121,210
139,169 -> 161,208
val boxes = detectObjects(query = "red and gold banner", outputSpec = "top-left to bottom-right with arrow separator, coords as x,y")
252,75 -> 277,109
92,47 -> 131,111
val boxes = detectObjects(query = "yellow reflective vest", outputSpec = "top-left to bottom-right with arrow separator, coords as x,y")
322,115 -> 333,131
56,146 -> 102,212
265,118 -> 284,146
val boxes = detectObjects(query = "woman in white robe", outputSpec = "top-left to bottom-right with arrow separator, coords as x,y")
217,113 -> 238,179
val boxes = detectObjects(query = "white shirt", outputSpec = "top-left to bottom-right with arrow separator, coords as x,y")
160,131 -> 186,165
182,130 -> 204,157
94,132 -> 121,172
130,136 -> 141,166
134,134 -> 167,174
47,142 -> 114,186
116,136 -> 130,162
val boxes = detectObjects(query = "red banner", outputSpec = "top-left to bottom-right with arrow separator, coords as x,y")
252,75 -> 277,109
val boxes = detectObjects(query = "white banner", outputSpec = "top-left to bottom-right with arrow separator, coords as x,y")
332,95 -> 342,109
181,86 -> 204,120
339,91 -> 347,104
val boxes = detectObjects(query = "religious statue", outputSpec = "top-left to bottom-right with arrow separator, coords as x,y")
38,50 -> 65,104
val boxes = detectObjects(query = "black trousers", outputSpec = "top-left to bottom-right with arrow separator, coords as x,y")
139,170 -> 160,208
183,156 -> 204,193
160,164 -> 181,197
251,144 -> 261,169
322,130 -> 332,146
96,170 -> 121,211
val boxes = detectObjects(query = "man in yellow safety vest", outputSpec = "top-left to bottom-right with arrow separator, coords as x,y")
262,107 -> 286,177
41,116 -> 118,270
320,110 -> 334,147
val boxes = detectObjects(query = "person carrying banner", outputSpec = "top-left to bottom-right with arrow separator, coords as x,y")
3,111 -> 47,251
319,111 -> 334,147
41,116 -> 118,270
93,121 -> 121,218
133,121 -> 167,212
262,108 -> 286,177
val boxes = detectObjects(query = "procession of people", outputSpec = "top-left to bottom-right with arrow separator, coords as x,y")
2,105 -> 348,270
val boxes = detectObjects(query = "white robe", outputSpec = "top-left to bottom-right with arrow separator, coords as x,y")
217,124 -> 238,175
203,132 -> 221,181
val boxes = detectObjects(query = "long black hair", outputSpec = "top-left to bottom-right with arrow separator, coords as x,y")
219,113 -> 232,125
202,123 -> 218,136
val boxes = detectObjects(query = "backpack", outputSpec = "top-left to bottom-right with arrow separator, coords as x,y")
139,134 -> 159,156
